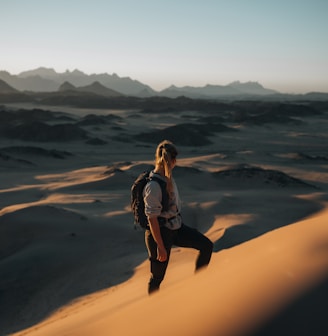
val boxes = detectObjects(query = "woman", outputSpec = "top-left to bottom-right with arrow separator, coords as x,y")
143,140 -> 213,294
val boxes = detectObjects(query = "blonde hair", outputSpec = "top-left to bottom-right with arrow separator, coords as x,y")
155,140 -> 178,194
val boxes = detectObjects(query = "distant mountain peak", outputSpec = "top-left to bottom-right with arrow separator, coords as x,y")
58,81 -> 124,97
80,81 -> 123,97
70,69 -> 85,76
19,67 -> 58,78
0,79 -> 18,93
57,80 -> 123,97
229,80 -> 262,88
58,81 -> 76,91
227,81 -> 277,95
88,81 -> 105,87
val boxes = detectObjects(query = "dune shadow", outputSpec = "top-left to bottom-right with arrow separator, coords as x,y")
250,269 -> 328,336
211,191 -> 324,252
0,204 -> 148,335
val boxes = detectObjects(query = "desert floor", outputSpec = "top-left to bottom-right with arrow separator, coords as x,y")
1,101 -> 328,336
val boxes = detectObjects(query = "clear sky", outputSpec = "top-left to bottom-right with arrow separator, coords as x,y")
1,0 -> 327,93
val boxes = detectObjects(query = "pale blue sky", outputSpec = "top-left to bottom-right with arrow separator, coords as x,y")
1,0 -> 327,93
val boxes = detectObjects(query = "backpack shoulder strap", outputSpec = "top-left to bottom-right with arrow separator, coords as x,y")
149,175 -> 169,211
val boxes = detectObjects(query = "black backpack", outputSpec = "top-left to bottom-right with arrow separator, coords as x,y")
131,171 -> 168,229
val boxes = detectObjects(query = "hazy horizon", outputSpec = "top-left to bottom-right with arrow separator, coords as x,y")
1,0 -> 327,94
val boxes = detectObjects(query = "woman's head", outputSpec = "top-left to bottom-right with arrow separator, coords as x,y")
155,140 -> 178,166
155,140 -> 178,180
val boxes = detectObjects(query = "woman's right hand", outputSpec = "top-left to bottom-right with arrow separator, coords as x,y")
148,217 -> 167,262
157,245 -> 167,262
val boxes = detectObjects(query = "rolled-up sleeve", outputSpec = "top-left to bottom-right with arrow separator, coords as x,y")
143,180 -> 162,218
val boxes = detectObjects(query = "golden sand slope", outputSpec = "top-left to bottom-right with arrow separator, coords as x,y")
12,203 -> 328,336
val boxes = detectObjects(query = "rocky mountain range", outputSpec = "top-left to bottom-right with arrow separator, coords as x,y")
0,67 -> 327,102
0,67 -> 279,98
0,68 -> 156,97
58,81 -> 123,97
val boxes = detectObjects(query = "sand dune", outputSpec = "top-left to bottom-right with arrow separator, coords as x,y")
1,101 -> 328,335
8,205 -> 328,336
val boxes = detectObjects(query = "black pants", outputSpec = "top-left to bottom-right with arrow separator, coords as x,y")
145,224 -> 213,294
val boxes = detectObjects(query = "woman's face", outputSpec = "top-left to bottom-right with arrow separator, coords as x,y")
170,156 -> 177,169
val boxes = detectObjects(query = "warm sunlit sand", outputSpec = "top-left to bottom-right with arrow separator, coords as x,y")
1,102 -> 328,336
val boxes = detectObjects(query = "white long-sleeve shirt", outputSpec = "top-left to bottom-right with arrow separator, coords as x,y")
143,171 -> 182,230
